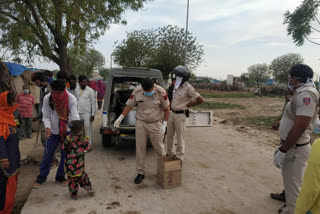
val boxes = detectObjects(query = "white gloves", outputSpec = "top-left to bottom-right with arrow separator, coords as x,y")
274,147 -> 286,168
114,114 -> 124,128
160,121 -> 167,134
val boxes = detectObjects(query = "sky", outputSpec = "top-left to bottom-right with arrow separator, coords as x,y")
33,0 -> 320,80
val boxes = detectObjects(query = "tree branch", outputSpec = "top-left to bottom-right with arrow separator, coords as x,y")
310,25 -> 320,33
34,2 -> 56,36
23,0 -> 56,59
305,36 -> 320,45
315,16 -> 320,25
0,10 -> 22,24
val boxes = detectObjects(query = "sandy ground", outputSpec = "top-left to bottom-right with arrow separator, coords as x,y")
205,97 -> 284,121
15,100 -> 287,214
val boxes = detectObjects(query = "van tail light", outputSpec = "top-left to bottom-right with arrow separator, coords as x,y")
103,129 -> 118,134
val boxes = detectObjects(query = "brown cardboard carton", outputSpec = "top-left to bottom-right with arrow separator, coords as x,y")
157,156 -> 182,189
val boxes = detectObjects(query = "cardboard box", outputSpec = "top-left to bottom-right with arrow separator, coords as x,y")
157,156 -> 182,189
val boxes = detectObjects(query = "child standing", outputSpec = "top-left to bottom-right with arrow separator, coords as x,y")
16,85 -> 34,139
63,120 -> 94,200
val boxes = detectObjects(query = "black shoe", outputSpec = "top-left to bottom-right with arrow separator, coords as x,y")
271,190 -> 286,202
134,174 -> 145,184
33,177 -> 46,189
56,176 -> 67,182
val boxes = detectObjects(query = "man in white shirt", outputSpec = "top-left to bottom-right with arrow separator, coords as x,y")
33,79 -> 80,188
76,75 -> 96,149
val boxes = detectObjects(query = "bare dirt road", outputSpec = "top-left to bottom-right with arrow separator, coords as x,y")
19,108 -> 284,214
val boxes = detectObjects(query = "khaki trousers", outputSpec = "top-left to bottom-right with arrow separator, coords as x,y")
135,119 -> 166,175
280,144 -> 311,214
79,113 -> 92,145
166,112 -> 186,160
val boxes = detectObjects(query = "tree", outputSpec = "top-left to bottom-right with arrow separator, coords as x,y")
0,0 -> 147,74
112,29 -> 155,67
69,48 -> 105,77
240,72 -> 253,87
112,25 -> 204,80
247,64 -> 270,88
99,67 -> 109,81
269,53 -> 304,84
284,0 -> 320,46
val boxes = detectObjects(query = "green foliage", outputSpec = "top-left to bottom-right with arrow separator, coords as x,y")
284,0 -> 320,46
112,29 -> 155,67
99,67 -> 110,80
233,116 -> 279,128
192,101 -> 245,110
112,25 -> 204,80
189,72 -> 197,81
69,47 -> 105,77
270,53 -> 304,84
247,64 -> 270,88
0,0 -> 147,74
240,72 -> 254,87
200,92 -> 257,98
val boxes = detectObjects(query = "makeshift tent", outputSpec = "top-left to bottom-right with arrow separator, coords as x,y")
0,60 -> 40,131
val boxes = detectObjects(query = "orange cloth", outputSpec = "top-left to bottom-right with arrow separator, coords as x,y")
0,174 -> 18,214
0,92 -> 17,140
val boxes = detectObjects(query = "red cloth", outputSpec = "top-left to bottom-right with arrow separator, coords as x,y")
96,80 -> 106,101
17,93 -> 34,117
0,92 -> 17,140
88,80 -> 97,91
51,90 -> 69,143
0,174 -> 18,214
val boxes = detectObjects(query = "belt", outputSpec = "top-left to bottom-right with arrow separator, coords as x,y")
280,139 -> 310,147
296,142 -> 310,147
171,110 -> 185,114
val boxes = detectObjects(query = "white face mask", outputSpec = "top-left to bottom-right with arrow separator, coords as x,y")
174,76 -> 183,89
288,77 -> 313,91
287,78 -> 294,91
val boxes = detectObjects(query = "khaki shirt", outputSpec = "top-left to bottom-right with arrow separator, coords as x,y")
126,85 -> 169,123
279,83 -> 319,144
171,82 -> 200,111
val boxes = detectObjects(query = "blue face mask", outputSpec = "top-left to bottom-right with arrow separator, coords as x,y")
46,77 -> 53,84
144,91 -> 154,97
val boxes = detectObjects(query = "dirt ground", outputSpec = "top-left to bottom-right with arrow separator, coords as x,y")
206,97 -> 284,121
14,96 -> 286,214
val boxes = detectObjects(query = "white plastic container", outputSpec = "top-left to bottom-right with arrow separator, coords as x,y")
102,111 -> 108,127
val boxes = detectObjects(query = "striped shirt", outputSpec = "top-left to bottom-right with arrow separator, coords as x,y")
17,93 -> 35,118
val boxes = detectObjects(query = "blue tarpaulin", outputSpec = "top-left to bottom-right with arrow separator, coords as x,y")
4,62 -> 35,76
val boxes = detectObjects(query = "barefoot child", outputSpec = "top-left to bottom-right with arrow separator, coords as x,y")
63,120 -> 94,199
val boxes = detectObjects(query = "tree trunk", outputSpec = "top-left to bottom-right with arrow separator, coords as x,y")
58,44 -> 73,75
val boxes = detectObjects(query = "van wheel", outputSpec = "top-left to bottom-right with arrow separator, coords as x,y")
102,134 -> 113,147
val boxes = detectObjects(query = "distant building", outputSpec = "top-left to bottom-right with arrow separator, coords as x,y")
264,79 -> 275,86
194,76 -> 219,84
227,74 -> 233,85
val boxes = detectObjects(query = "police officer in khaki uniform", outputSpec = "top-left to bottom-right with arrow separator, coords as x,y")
114,78 -> 170,184
274,64 -> 319,214
167,65 -> 204,161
